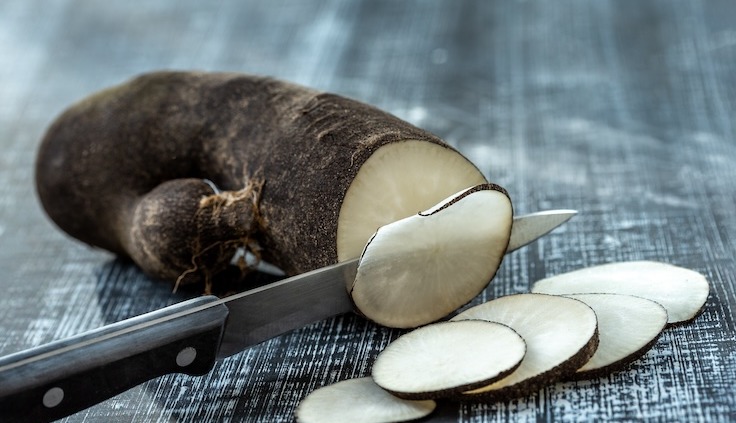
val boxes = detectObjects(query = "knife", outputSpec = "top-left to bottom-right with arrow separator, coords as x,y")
0,210 -> 575,422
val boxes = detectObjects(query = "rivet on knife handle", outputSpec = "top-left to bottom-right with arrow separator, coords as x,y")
0,295 -> 228,423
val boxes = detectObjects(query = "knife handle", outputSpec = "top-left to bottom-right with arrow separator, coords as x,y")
0,295 -> 229,423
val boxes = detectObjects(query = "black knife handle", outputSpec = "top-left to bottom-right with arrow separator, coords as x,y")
0,295 -> 229,423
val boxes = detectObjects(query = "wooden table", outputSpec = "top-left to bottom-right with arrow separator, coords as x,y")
1,1 -> 734,421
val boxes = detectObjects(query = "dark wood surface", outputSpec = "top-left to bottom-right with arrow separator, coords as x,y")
1,1 -> 735,421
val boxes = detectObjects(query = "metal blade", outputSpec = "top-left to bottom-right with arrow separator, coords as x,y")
217,209 -> 577,357
507,209 -> 577,252
217,258 -> 358,358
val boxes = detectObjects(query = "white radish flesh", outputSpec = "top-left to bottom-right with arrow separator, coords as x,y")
337,140 -> 488,261
531,261 -> 709,325
295,377 -> 436,423
371,320 -> 526,399
350,184 -> 513,328
564,293 -> 668,378
451,293 -> 598,400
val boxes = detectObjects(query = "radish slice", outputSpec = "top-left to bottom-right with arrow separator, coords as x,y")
295,377 -> 436,423
564,293 -> 668,378
371,320 -> 526,399
451,293 -> 598,400
350,184 -> 513,328
531,261 -> 709,325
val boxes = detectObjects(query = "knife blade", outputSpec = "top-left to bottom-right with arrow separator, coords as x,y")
219,209 -> 577,357
0,209 -> 575,422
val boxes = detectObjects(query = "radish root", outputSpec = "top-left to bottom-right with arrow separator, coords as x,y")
179,178 -> 266,293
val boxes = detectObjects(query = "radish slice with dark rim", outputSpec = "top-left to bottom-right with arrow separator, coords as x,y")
350,184 -> 512,329
295,377 -> 436,423
564,293 -> 668,379
371,320 -> 526,400
451,293 -> 598,400
531,261 -> 709,325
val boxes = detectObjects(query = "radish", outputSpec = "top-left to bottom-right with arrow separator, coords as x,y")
35,71 -> 491,292
532,261 -> 709,325
350,185 -> 512,328
451,293 -> 598,400
296,377 -> 435,423
371,320 -> 525,399
563,293 -> 668,378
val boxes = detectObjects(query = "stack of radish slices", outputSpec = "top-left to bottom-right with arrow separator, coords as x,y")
296,261 -> 709,423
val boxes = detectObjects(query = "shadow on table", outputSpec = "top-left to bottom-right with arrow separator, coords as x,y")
93,257 -> 285,324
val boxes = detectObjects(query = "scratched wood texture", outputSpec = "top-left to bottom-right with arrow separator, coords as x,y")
1,0 -> 735,422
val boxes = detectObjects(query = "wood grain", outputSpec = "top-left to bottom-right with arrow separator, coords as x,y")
1,0 -> 734,421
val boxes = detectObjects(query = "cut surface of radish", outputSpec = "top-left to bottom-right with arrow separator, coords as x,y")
564,293 -> 668,378
337,140 -> 488,262
371,320 -> 526,399
295,377 -> 436,423
451,293 -> 598,400
531,261 -> 709,325
350,184 -> 513,328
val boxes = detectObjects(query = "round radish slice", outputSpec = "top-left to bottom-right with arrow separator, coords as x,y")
451,293 -> 598,400
371,320 -> 526,399
350,184 -> 513,328
564,293 -> 668,378
295,377 -> 436,423
531,261 -> 709,325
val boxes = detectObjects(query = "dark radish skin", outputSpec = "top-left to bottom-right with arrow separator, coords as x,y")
36,71 -> 488,291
